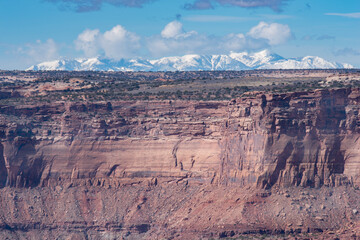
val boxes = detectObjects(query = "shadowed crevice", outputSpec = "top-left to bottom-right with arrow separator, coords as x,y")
0,144 -> 7,188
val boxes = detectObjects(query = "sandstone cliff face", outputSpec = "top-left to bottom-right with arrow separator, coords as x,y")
0,101 -> 224,189
0,88 -> 360,190
222,88 -> 360,189
1,88 -> 360,239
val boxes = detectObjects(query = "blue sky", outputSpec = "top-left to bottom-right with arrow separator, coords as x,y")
0,0 -> 359,69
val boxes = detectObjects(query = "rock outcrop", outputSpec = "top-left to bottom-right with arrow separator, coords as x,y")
1,88 -> 360,190
222,88 -> 359,189
1,88 -> 360,239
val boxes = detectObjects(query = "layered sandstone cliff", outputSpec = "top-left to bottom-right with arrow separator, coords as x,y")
1,88 -> 360,190
1,88 -> 360,239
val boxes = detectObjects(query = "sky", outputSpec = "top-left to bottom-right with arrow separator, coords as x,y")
0,0 -> 359,69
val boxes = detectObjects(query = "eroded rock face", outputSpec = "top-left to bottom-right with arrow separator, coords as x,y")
0,89 -> 360,190
222,88 -> 359,189
1,88 -> 360,239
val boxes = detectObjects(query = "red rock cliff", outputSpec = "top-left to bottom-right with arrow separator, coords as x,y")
1,88 -> 360,190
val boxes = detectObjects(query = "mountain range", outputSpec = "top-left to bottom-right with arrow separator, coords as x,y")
27,50 -> 353,71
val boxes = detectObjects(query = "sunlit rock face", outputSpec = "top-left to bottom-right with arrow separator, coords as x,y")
1,88 -> 360,190
222,88 -> 359,189
1,88 -> 360,239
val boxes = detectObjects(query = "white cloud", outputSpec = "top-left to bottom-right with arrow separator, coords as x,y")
223,33 -> 267,51
148,21 -> 204,56
148,32 -> 209,57
160,21 -> 197,39
18,39 -> 59,62
41,21 -> 292,63
325,12 -> 360,18
101,25 -> 140,59
75,25 -> 140,59
75,29 -> 100,57
147,21 -> 292,57
247,21 -> 292,45
222,33 -> 247,50
6,21 -> 295,69
161,21 -> 184,38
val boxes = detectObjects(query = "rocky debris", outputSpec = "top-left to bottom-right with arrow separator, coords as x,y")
0,185 -> 358,239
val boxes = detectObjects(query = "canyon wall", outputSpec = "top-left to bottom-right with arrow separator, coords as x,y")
0,88 -> 360,190
1,88 -> 360,239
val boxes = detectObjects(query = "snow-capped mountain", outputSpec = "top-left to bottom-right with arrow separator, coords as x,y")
258,56 -> 353,69
229,50 -> 284,68
28,58 -> 154,71
27,50 -> 353,71
149,54 -> 250,71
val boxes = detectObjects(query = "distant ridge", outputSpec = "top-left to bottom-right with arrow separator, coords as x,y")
28,50 -> 353,71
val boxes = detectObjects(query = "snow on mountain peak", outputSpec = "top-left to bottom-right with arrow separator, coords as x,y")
27,50 -> 353,71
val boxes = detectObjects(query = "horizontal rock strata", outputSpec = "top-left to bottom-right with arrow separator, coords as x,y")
1,88 -> 360,239
1,88 -> 360,189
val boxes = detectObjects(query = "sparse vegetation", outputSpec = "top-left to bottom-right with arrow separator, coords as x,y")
0,69 -> 359,104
